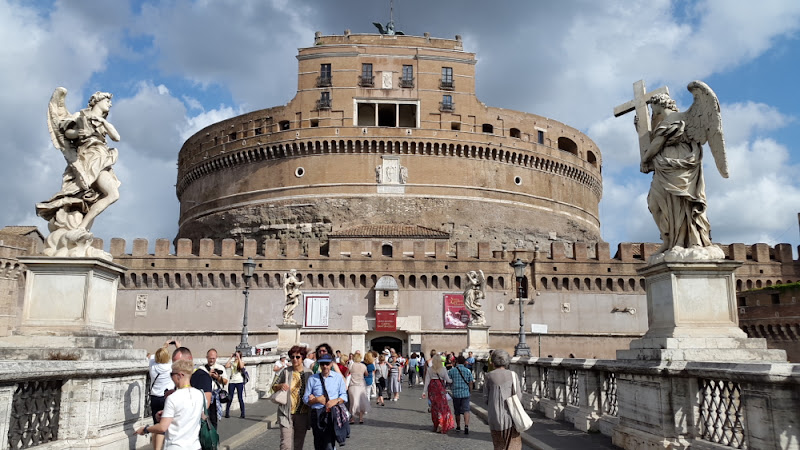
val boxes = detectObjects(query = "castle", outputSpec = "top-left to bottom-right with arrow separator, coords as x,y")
1,31 -> 797,360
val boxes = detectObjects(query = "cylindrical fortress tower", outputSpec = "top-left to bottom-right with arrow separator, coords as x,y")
176,32 -> 603,249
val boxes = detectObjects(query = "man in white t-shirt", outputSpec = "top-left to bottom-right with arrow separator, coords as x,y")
303,351 -> 316,370
136,359 -> 203,448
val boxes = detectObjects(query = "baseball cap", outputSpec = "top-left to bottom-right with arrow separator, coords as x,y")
317,354 -> 334,363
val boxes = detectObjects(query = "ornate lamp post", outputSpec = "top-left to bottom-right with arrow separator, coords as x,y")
236,257 -> 257,357
511,258 -> 531,357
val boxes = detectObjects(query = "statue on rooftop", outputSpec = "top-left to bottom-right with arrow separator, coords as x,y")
36,88 -> 122,261
632,81 -> 729,262
464,269 -> 487,326
283,269 -> 304,324
373,21 -> 404,35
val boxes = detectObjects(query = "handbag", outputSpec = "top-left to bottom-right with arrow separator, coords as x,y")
505,372 -> 533,432
269,389 -> 288,405
217,389 -> 229,404
200,394 -> 220,450
269,368 -> 288,405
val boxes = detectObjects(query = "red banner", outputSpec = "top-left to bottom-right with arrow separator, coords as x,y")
375,310 -> 397,331
443,293 -> 470,329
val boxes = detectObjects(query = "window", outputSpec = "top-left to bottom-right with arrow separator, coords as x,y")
382,244 -> 393,257
451,121 -> 461,131
317,92 -> 331,110
440,95 -> 454,112
318,64 -> 332,87
482,123 -> 493,134
558,137 -> 578,155
772,293 -> 781,305
510,127 -> 521,139
440,67 -> 454,90
360,63 -> 374,87
356,102 -> 418,128
401,65 -> 414,87
279,120 -> 290,130
310,119 -> 319,127
537,130 -> 544,144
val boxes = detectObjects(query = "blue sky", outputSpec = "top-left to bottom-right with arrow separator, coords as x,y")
2,0 -> 799,253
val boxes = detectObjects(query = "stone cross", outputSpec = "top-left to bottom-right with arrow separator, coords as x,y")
613,80 -> 669,156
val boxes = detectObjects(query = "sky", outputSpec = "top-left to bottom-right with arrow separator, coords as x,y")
2,0 -> 800,254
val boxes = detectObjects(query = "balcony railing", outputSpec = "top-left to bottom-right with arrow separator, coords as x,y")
358,75 -> 374,87
439,102 -> 455,112
316,76 -> 332,87
400,77 -> 414,88
316,98 -> 331,110
440,80 -> 455,90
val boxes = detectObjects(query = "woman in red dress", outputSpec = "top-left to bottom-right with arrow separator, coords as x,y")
422,355 -> 455,433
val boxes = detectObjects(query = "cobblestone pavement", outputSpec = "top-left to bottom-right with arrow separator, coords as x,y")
227,384 -> 503,450
218,384 -> 618,449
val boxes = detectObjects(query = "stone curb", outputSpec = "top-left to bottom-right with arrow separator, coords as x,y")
469,401 -> 554,450
219,411 -> 278,450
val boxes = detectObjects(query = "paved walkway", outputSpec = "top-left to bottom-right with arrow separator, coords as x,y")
216,384 -> 619,449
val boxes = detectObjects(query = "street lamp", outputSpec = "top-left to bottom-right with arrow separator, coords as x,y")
236,257 -> 257,357
510,258 -> 531,357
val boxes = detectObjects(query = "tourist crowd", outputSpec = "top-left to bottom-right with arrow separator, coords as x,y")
135,341 -> 524,450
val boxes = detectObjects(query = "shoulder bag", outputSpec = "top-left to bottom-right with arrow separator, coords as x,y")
200,392 -> 220,450
269,368 -> 288,405
505,371 -> 533,432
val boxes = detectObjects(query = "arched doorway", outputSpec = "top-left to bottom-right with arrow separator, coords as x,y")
370,336 -> 402,354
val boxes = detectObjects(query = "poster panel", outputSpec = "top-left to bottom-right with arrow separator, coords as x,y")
375,310 -> 397,331
443,293 -> 470,329
304,293 -> 329,328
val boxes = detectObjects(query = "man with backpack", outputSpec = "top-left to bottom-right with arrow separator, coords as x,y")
447,355 -> 474,434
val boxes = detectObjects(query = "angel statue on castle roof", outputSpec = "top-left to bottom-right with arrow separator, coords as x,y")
632,81 -> 729,263
36,87 -> 122,261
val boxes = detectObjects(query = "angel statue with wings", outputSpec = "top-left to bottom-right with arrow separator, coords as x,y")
36,88 -> 122,260
282,269 -> 304,324
638,81 -> 728,262
464,269 -> 487,326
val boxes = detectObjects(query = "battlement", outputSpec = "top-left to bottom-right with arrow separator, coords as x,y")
97,238 -> 800,263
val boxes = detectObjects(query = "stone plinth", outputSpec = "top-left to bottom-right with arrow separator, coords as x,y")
0,257 -> 142,361
617,259 -> 786,362
464,325 -> 490,358
17,257 -> 126,336
277,323 -> 302,352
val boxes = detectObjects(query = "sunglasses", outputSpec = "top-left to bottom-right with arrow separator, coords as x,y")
291,355 -> 303,360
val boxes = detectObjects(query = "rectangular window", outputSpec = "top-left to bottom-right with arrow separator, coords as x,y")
440,94 -> 454,112
440,67 -> 454,90
537,130 -> 545,144
318,91 -> 331,109
360,63 -> 374,87
318,63 -> 332,87
401,65 -> 414,87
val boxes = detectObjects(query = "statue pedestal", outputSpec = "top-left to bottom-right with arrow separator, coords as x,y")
464,325 -> 491,358
277,323 -> 302,352
612,258 -> 786,450
617,260 -> 785,362
0,257 -> 143,361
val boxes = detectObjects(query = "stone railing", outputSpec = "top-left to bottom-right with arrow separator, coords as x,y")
474,357 -> 800,450
0,355 -> 279,450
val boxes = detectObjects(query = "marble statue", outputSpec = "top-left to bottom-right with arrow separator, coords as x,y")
399,166 -> 408,184
631,81 -> 728,263
36,88 -> 121,261
464,270 -> 487,326
282,269 -> 304,324
375,165 -> 382,183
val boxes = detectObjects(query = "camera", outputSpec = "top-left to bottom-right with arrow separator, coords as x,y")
214,369 -> 224,375
169,340 -> 176,345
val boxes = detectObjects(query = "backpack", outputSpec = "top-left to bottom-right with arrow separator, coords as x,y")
242,367 -> 250,384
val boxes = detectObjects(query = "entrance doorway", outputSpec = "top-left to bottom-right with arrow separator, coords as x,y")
370,336 -> 402,355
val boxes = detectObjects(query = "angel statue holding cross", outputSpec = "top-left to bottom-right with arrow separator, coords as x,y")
36,88 -> 121,261
616,80 -> 728,262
